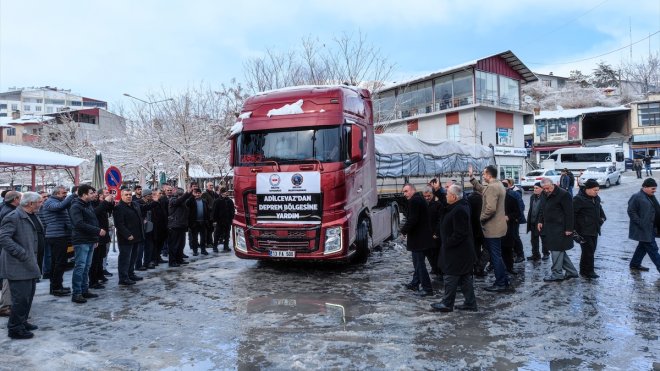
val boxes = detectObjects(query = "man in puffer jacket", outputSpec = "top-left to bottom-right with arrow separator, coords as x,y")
40,186 -> 74,297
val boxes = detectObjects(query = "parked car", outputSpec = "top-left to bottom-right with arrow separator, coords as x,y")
578,164 -> 621,188
520,169 -> 561,191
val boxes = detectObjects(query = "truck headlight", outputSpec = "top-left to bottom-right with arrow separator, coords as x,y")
324,226 -> 343,255
234,226 -> 247,253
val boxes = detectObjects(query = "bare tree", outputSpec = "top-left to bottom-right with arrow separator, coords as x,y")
622,53 -> 660,95
243,31 -> 394,94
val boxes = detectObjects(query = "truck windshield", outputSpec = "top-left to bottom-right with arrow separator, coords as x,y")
237,126 -> 342,165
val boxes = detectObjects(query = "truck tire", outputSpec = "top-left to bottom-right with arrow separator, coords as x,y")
386,204 -> 400,241
353,219 -> 370,264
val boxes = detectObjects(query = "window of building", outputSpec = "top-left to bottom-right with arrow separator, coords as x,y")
433,75 -> 453,110
70,101 -> 82,106
499,76 -> 520,108
24,105 -> 31,111
476,71 -> 498,104
447,124 -> 460,142
374,90 -> 396,121
542,80 -> 552,87
638,102 -> 660,126
46,99 -> 65,105
0,104 -> 6,109
36,98 -> 43,103
453,70 -> 473,107
35,106 -> 42,112
499,165 -> 522,184
7,127 -> 16,136
397,81 -> 433,118
46,107 -> 53,113
11,104 -> 18,110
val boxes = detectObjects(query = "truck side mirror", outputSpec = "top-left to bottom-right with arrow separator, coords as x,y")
350,126 -> 364,163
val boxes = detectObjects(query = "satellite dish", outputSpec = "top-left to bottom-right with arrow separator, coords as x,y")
523,95 -> 533,103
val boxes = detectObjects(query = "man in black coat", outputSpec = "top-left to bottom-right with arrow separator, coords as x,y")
113,189 -> 145,285
90,189 -> 113,288
628,178 -> 660,273
400,184 -> 434,297
526,182 -> 548,261
186,188 -> 210,256
538,177 -> 578,282
150,189 -> 168,265
502,182 -> 520,274
573,179 -> 606,278
212,187 -> 235,253
167,186 -> 193,266
430,185 -> 477,312
423,186 -> 443,276
466,189 -> 486,276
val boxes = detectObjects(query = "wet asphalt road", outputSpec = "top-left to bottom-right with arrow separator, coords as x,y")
1,172 -> 660,370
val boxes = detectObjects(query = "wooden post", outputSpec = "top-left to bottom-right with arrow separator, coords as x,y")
74,166 -> 80,185
31,165 -> 36,191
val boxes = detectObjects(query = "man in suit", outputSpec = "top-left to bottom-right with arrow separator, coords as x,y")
113,189 -> 145,285
0,192 -> 44,339
628,178 -> 660,273
400,183 -> 434,297
186,188 -> 209,256
212,187 -> 235,253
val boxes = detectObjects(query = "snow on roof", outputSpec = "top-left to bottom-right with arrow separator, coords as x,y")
0,116 -> 54,126
255,84 -> 361,96
267,99 -> 304,117
0,144 -> 86,167
535,106 -> 630,120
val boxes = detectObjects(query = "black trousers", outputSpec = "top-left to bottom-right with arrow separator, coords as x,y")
214,222 -> 231,250
205,223 -> 214,246
579,235 -> 598,274
7,279 -> 36,332
46,237 -> 69,290
167,228 -> 186,263
118,243 -> 139,282
442,274 -> 477,308
189,222 -> 207,252
530,228 -> 549,257
473,234 -> 487,272
410,249 -> 433,292
513,225 -> 524,258
636,169 -> 642,178
89,242 -> 106,284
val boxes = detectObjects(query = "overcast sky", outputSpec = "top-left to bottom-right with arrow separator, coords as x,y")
0,0 -> 659,110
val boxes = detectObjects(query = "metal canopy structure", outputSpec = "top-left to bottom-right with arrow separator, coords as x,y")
0,143 -> 86,190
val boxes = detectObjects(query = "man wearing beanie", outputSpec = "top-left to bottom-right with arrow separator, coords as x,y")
573,179 -> 606,278
627,178 -> 660,273
526,182 -> 547,261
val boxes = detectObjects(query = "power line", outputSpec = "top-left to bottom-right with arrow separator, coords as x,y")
527,29 -> 660,65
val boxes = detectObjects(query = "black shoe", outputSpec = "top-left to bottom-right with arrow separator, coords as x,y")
82,292 -> 99,299
136,266 -> 148,271
581,272 -> 599,279
484,284 -> 512,292
178,260 -> 189,265
541,254 -> 550,261
71,294 -> 87,304
182,254 -> 189,258
527,255 -> 541,261
42,273 -> 52,280
168,263 -> 180,268
514,256 -> 525,263
89,283 -> 105,289
415,290 -> 434,297
201,249 -> 209,256
8,329 -> 34,339
630,265 -> 650,272
147,263 -> 156,269
564,273 -> 579,280
455,304 -> 478,311
403,283 -> 418,291
62,287 -> 71,292
129,275 -> 143,281
103,270 -> 113,277
118,280 -> 136,286
24,322 -> 38,331
50,288 -> 69,297
543,276 -> 564,282
430,302 -> 453,312
192,250 -> 199,256
99,276 -> 109,283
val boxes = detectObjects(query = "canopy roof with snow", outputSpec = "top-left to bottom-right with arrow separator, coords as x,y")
375,134 -> 495,177
0,143 -> 86,168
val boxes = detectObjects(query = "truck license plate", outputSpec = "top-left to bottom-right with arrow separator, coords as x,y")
269,250 -> 296,258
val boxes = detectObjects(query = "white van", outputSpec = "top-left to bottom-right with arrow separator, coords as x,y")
547,146 -> 625,173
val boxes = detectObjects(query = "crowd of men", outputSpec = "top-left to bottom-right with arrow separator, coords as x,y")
398,165 -> 660,314
0,182 -> 234,339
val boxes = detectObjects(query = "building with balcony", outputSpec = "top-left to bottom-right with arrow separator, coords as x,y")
0,86 -> 107,117
629,93 -> 660,158
374,50 -> 537,182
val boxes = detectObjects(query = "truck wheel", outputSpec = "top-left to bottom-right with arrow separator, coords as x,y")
386,204 -> 400,242
605,179 -> 611,188
353,219 -> 370,264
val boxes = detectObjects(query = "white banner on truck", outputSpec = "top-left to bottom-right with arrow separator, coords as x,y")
256,172 -> 321,194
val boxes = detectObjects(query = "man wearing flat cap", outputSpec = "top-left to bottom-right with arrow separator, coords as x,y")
627,178 -> 660,273
573,179 -> 606,278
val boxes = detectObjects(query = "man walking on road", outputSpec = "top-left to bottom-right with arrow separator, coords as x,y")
469,165 -> 510,292
0,192 -> 44,339
400,183 -> 434,297
538,177 -> 578,282
628,178 -> 660,273
643,155 -> 653,177
573,179 -> 606,279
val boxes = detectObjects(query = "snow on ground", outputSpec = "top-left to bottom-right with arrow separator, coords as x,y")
1,172 -> 659,370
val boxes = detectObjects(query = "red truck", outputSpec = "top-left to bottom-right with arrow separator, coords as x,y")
228,85 -> 400,262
